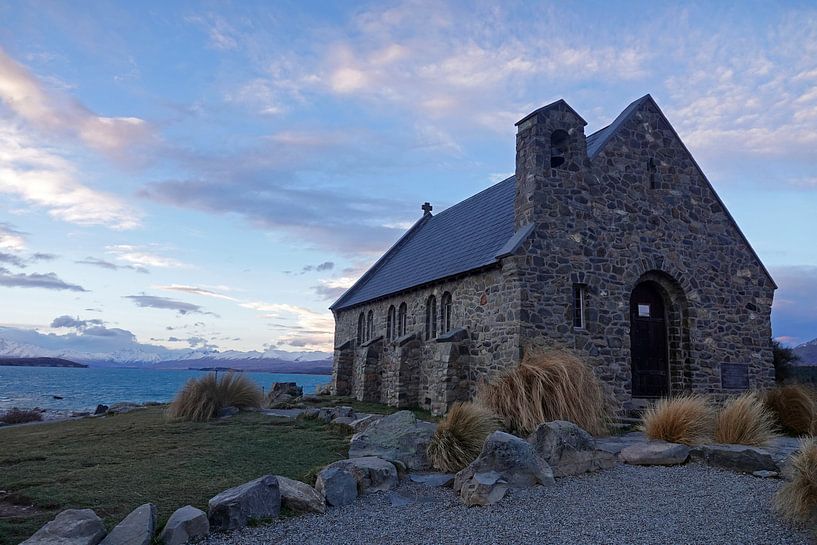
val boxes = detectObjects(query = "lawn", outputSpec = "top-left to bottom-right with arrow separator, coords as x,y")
0,407 -> 351,545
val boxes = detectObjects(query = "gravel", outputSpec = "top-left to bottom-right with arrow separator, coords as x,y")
203,464 -> 811,545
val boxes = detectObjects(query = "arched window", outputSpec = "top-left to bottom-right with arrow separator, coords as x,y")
357,312 -> 365,344
648,158 -> 658,190
366,310 -> 373,341
425,295 -> 437,340
386,305 -> 395,341
441,292 -> 452,334
550,129 -> 569,168
397,302 -> 407,337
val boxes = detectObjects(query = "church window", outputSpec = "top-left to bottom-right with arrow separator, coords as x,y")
398,303 -> 407,337
357,312 -> 365,344
387,305 -> 395,340
551,129 -> 569,168
573,283 -> 587,329
441,292 -> 452,334
366,310 -> 373,341
648,158 -> 658,189
426,295 -> 437,340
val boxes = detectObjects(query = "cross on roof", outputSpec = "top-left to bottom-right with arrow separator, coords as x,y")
421,202 -> 433,215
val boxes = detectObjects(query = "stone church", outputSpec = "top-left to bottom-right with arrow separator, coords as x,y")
330,94 -> 776,416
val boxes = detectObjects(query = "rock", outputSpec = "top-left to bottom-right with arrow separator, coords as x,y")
100,503 -> 156,545
267,382 -> 303,407
21,509 -> 107,545
459,471 -> 509,507
528,421 -> 615,477
752,470 -> 779,479
316,407 -> 356,423
620,441 -> 690,466
301,407 -> 321,420
349,414 -> 382,433
216,406 -> 239,418
94,405 -> 109,415
330,416 -> 356,429
315,466 -> 358,507
159,506 -> 209,545
348,410 -> 436,470
454,431 -> 553,506
409,472 -> 454,487
690,444 -> 779,474
276,476 -> 325,514
314,383 -> 332,396
207,475 -> 281,531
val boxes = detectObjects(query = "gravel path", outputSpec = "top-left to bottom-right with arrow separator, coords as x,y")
205,464 -> 811,545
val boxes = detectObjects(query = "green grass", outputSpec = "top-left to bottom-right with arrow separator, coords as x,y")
0,407 -> 350,545
299,396 -> 439,422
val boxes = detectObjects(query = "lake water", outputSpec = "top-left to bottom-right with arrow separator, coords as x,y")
0,366 -> 331,414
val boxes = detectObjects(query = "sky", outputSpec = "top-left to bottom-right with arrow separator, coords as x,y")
0,0 -> 815,357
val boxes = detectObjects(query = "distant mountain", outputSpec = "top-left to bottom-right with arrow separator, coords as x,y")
0,357 -> 87,368
795,338 -> 817,365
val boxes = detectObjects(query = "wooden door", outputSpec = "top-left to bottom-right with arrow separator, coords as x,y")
630,282 -> 669,398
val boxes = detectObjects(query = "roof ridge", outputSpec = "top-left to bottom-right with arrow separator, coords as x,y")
586,94 -> 652,159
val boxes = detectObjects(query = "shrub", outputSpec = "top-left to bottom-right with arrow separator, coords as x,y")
167,372 -> 263,422
772,338 -> 800,383
764,384 -> 817,436
775,438 -> 817,522
642,395 -> 713,445
713,392 -> 777,446
427,402 -> 501,472
0,407 -> 43,425
475,349 -> 610,436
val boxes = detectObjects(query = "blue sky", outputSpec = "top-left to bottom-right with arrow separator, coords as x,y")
0,0 -> 815,356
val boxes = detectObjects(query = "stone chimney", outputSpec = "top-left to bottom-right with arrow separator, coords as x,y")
514,99 -> 588,229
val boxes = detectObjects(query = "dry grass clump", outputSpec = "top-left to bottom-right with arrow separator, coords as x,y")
775,438 -> 817,522
167,372 -> 263,422
764,384 -> 817,436
427,402 -> 501,472
0,407 -> 43,425
642,394 -> 713,445
713,392 -> 777,446
475,349 -> 610,436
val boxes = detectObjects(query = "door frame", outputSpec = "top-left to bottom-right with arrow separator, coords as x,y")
629,280 -> 671,398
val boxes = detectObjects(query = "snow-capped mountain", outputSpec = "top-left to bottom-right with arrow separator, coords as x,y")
795,338 -> 817,365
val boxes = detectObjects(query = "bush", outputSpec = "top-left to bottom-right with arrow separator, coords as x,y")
775,438 -> 817,522
713,392 -> 777,446
167,372 -> 263,422
772,338 -> 800,383
475,349 -> 610,436
642,395 -> 713,445
0,408 -> 43,425
764,384 -> 817,436
427,402 -> 501,472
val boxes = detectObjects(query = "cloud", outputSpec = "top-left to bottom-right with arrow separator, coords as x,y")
106,245 -> 187,269
0,252 -> 26,268
241,301 -> 333,350
75,256 -> 149,273
0,46 -> 155,161
155,284 -> 238,301
124,294 -> 214,315
51,315 -> 103,329
185,13 -> 239,51
286,261 -> 336,275
771,265 -> 817,345
0,222 -> 26,251
0,267 -> 86,291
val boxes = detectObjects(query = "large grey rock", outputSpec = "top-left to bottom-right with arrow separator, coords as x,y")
22,509 -> 107,545
528,421 -> 615,477
348,410 -> 436,470
316,456 -> 399,507
316,406 -> 356,423
267,382 -> 303,406
100,504 -> 156,545
620,441 -> 690,466
690,444 -> 779,474
454,431 -> 554,506
349,414 -> 382,433
159,506 -> 208,545
207,475 -> 281,531
276,476 -> 325,514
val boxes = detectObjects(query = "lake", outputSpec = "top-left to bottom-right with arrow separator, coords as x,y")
0,366 -> 331,414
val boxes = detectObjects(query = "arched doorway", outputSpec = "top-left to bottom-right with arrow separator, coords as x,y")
630,281 -> 669,397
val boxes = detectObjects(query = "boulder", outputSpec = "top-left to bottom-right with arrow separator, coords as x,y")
94,405 -> 109,415
158,506 -> 208,545
207,475 -> 281,531
349,414 -> 382,433
690,444 -> 779,474
348,410 -> 436,470
100,503 -> 156,545
314,466 -> 358,507
454,431 -> 554,506
21,509 -> 107,545
314,383 -> 332,396
267,382 -> 303,407
216,406 -> 239,418
408,473 -> 454,488
620,441 -> 690,466
276,476 -> 325,514
315,406 -> 356,423
459,471 -> 509,507
528,421 -> 616,477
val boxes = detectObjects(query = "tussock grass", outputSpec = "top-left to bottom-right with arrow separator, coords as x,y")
713,392 -> 777,446
427,402 -> 500,472
764,384 -> 817,436
475,349 -> 610,436
775,438 -> 817,522
642,394 -> 713,445
167,372 -> 263,422
0,408 -> 43,425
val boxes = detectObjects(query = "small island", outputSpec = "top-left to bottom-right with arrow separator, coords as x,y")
0,357 -> 87,368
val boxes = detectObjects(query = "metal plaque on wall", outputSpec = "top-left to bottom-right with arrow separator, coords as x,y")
721,363 -> 750,389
